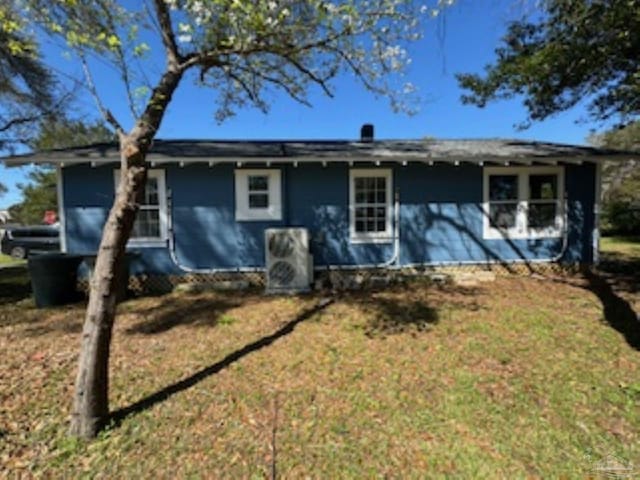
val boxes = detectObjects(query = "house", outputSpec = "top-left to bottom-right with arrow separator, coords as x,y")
4,128 -> 635,287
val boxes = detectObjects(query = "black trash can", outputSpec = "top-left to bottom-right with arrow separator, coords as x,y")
28,253 -> 83,308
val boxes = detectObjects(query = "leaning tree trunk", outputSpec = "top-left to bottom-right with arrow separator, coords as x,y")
69,68 -> 182,439
68,150 -> 146,438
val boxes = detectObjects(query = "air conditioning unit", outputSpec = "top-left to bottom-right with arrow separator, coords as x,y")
265,228 -> 313,293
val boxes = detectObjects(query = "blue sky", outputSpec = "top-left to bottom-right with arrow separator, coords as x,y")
0,1 -> 609,209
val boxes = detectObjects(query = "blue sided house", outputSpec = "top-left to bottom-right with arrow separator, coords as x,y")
6,129 -> 634,289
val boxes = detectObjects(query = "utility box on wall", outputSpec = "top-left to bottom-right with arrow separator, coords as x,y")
265,228 -> 313,294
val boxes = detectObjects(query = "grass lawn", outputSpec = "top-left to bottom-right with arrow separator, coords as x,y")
0,253 -> 25,266
1,244 -> 639,477
601,236 -> 640,258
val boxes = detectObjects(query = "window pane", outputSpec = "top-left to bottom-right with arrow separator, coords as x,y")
489,175 -> 518,201
355,176 -> 387,202
248,175 -> 268,191
353,174 -> 390,236
529,174 -> 557,200
528,203 -> 557,229
145,177 -> 159,205
364,178 -> 376,190
133,209 -> 160,238
249,193 -> 269,208
489,203 -> 517,229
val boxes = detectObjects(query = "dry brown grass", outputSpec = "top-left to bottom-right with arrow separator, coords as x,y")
1,264 -> 639,478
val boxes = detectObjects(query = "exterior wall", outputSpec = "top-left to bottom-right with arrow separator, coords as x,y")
61,161 -> 596,275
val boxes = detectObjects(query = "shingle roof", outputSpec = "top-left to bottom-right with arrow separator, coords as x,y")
3,138 -> 636,166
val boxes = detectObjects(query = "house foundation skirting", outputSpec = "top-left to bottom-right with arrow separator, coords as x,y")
77,262 -> 588,296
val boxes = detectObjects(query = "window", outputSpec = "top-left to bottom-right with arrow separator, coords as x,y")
114,169 -> 167,245
235,169 -> 282,221
483,166 -> 564,239
349,169 -> 393,243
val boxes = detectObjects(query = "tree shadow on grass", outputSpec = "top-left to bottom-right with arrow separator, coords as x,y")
582,268 -> 640,351
598,251 -> 640,295
0,265 -> 31,306
109,298 -> 333,428
340,282 -> 483,338
22,314 -> 83,336
362,296 -> 439,337
124,296 -> 242,334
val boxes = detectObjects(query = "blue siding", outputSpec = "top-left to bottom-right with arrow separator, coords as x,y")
286,164 -> 393,265
171,164 -> 280,269
62,161 -> 597,274
64,165 -> 112,253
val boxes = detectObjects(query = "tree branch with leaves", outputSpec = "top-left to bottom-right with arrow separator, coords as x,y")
456,0 -> 640,128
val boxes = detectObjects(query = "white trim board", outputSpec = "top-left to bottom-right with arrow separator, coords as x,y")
234,169 -> 283,221
56,165 -> 67,253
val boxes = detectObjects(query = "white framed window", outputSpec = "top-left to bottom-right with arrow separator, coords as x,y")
235,169 -> 282,221
483,166 -> 565,239
114,169 -> 168,246
349,168 -> 393,243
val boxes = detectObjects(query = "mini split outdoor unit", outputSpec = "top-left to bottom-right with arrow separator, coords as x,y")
265,228 -> 313,293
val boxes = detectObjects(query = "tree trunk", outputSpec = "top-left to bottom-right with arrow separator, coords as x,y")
68,153 -> 146,438
69,68 -> 182,439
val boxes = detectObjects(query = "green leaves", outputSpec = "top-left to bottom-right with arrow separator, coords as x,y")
457,0 -> 640,125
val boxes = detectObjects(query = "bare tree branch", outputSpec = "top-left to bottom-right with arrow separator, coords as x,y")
225,70 -> 266,110
80,56 -> 125,135
234,63 -> 313,107
152,0 -> 180,68
0,113 -> 45,133
95,1 -> 140,119
281,54 -> 335,98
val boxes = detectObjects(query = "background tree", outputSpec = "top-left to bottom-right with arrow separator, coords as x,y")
1,2 -> 70,212
7,0 -> 449,438
0,4 -> 64,152
8,118 -> 114,225
456,0 -> 640,127
8,169 -> 57,224
591,121 -> 640,153
29,118 -> 114,151
589,122 -> 640,235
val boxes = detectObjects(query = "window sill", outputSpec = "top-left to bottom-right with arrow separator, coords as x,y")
350,236 -> 394,245
483,230 -> 564,241
236,216 -> 283,222
126,238 -> 168,248
235,210 -> 282,222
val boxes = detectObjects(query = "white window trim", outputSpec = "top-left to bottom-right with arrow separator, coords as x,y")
482,166 -> 565,240
56,165 -> 67,253
349,168 -> 393,244
114,169 -> 168,247
235,169 -> 282,221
